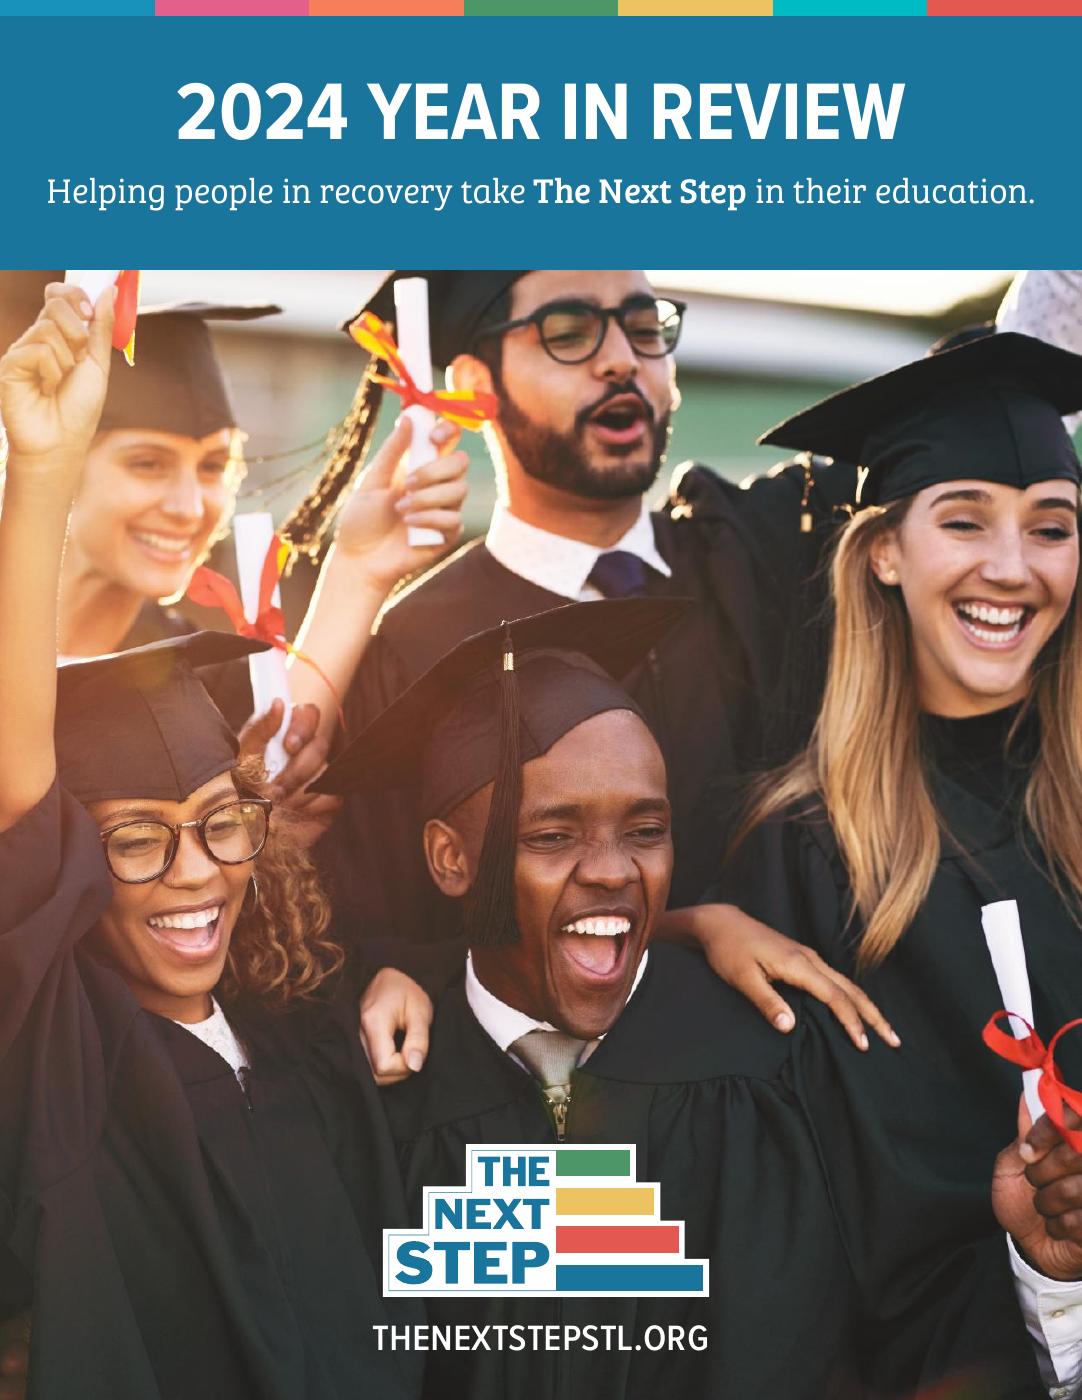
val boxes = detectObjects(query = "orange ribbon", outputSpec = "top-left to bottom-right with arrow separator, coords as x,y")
348,311 -> 499,430
983,1010 -> 1082,1152
113,271 -> 140,367
187,535 -> 346,734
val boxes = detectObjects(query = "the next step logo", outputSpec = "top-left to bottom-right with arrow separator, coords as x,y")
384,1145 -> 709,1299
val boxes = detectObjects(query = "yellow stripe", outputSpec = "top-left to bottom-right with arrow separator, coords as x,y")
619,0 -> 772,11
555,1187 -> 655,1216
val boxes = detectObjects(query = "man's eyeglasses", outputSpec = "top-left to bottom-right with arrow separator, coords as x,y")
99,798 -> 272,885
475,296 -> 686,365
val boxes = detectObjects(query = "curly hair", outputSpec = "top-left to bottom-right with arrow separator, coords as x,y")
217,757 -> 344,1010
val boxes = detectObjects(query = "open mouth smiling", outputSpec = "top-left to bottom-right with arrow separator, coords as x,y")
556,912 -> 634,980
952,600 -> 1034,648
146,902 -> 223,960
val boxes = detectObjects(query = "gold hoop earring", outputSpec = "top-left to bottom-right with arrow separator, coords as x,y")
241,875 -> 261,918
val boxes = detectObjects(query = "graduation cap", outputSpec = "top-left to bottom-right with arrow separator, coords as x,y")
0,270 -> 63,354
343,271 -> 528,370
56,632 -> 268,806
96,301 -> 281,441
314,597 -> 686,947
280,272 -> 528,559
759,331 -> 1082,507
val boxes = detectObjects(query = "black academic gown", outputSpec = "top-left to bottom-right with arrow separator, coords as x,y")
720,707 -> 1082,1238
383,943 -> 1044,1400
322,457 -> 856,951
0,782 -> 421,1400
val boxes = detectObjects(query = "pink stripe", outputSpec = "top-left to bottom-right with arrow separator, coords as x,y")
157,0 -> 308,13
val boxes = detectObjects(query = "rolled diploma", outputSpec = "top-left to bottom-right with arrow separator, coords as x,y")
393,277 -> 443,548
65,270 -> 119,304
981,899 -> 1043,1123
233,512 -> 290,777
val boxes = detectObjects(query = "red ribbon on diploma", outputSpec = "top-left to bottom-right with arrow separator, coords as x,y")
348,312 -> 499,429
187,535 -> 346,733
983,1010 -> 1082,1152
114,271 -> 141,367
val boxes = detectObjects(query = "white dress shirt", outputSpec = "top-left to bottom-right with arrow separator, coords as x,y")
465,950 -> 649,1067
485,501 -> 671,602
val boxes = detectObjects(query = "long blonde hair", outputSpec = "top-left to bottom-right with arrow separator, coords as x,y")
737,501 -> 1082,971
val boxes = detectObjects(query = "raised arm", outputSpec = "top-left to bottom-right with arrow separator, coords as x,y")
287,414 -> 468,748
0,284 -> 114,831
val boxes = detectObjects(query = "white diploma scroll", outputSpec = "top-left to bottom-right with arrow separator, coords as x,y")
392,277 -> 443,549
981,899 -> 1044,1123
233,512 -> 291,778
64,270 -> 119,304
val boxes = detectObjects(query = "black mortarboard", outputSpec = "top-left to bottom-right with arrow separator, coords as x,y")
56,632 -> 267,805
97,302 -> 281,440
759,331 -> 1082,507
0,271 -> 63,353
283,272 -> 527,559
343,271 -> 529,370
315,598 -> 685,947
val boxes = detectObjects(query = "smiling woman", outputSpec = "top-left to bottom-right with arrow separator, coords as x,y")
718,331 -> 1082,1373
0,282 -> 431,1400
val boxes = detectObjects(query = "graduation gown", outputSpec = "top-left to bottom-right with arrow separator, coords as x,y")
0,782 -> 421,1400
719,706 -> 1082,1236
383,943 -> 1044,1400
322,457 -> 857,950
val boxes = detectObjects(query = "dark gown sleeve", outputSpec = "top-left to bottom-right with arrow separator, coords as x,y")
790,1007 -> 1045,1398
0,782 -> 118,1245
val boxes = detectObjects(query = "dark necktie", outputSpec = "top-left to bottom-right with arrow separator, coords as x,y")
510,1029 -> 588,1141
587,549 -> 649,599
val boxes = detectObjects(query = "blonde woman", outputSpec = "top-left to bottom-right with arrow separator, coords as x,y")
721,332 -> 1082,1386
0,286 -> 437,1398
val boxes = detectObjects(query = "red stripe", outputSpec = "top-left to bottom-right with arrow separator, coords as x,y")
929,0 -> 1082,10
556,1226 -> 680,1254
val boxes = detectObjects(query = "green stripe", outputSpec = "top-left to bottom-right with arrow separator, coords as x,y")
465,0 -> 616,12
555,1148 -> 632,1177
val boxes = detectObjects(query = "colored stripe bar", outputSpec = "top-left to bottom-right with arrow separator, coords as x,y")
930,0 -> 1082,7
556,1225 -> 680,1254
465,0 -> 616,10
776,0 -> 923,10
620,0 -> 771,9
312,0 -> 463,9
555,1187 -> 654,1216
157,0 -> 306,10
556,1264 -> 705,1292
554,1149 -> 631,1178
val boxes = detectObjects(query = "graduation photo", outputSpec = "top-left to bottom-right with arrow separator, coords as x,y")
4,268 -> 1082,1399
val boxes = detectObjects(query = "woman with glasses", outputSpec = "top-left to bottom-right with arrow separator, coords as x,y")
0,284 -> 429,1398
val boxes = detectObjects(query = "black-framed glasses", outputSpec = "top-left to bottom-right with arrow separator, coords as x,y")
475,296 -> 686,365
99,798 -> 272,885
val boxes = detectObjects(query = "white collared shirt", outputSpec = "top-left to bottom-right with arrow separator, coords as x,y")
485,501 -> 671,602
465,950 -> 650,1066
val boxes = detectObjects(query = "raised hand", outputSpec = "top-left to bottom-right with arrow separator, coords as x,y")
0,282 -> 115,470
332,414 -> 469,594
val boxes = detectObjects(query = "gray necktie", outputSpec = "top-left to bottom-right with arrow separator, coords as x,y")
510,1029 -> 587,1141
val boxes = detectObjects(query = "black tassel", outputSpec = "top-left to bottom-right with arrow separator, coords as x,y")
463,624 -> 522,948
279,358 -> 386,563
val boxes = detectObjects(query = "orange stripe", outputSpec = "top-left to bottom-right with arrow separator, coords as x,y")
311,0 -> 464,10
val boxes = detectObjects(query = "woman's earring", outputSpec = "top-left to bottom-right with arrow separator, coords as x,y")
241,875 -> 261,918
